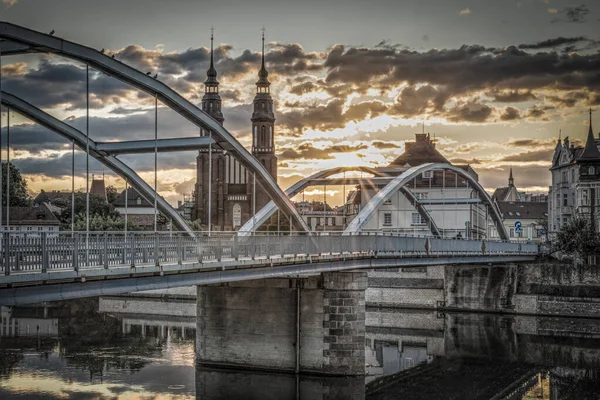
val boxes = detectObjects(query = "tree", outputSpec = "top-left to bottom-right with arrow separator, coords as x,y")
72,213 -> 140,231
106,185 -> 119,204
1,162 -> 32,207
60,192 -> 119,225
554,215 -> 600,263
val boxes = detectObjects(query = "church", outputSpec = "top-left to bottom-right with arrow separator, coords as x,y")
192,33 -> 277,231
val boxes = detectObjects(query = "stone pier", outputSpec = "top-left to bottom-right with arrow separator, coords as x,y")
196,272 -> 367,375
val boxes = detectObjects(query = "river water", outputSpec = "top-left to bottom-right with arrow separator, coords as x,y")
1,297 -> 599,399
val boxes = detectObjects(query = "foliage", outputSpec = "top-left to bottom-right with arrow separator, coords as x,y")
1,162 -> 32,207
71,213 -> 140,231
188,219 -> 206,231
554,215 -> 600,263
59,192 -> 119,224
106,185 -> 119,204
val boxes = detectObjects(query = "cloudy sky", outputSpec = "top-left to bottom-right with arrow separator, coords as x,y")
1,0 -> 599,205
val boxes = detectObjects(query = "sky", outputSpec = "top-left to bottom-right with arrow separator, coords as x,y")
0,0 -> 599,206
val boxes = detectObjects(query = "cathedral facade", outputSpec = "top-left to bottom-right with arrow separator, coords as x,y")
193,34 -> 277,231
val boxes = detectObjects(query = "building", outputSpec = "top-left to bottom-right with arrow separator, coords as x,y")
193,32 -> 277,231
90,175 -> 107,201
489,169 -> 549,242
1,203 -> 60,236
344,133 -> 488,238
491,168 -> 520,202
33,189 -> 72,214
549,109 -> 599,235
491,201 -> 548,242
112,187 -> 166,230
177,193 -> 195,222
295,201 -> 344,231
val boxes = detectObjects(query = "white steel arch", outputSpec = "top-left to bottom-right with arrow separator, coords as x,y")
344,163 -> 509,240
0,21 -> 309,232
238,166 -> 442,237
1,91 -> 193,234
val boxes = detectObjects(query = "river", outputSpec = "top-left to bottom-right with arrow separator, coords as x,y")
1,297 -> 599,399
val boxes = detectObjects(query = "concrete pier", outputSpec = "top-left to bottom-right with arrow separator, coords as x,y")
196,272 -> 367,375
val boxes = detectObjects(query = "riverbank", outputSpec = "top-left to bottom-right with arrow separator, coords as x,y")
366,263 -> 600,318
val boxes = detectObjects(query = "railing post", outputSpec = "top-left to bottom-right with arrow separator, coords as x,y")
15,235 -> 20,272
266,234 -> 270,259
232,234 -> 239,261
217,235 -> 222,262
130,233 -> 136,267
154,233 -> 160,267
177,233 -> 183,265
3,233 -> 9,276
41,232 -> 48,273
73,233 -> 79,272
103,232 -> 109,269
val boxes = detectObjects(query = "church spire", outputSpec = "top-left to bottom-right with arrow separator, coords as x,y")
205,27 -> 218,85
256,28 -> 270,90
578,108 -> 600,160
509,167 -> 514,187
202,27 -> 224,125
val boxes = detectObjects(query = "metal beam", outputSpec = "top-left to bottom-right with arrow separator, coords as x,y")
418,198 -> 482,205
308,177 -> 392,186
96,136 -> 215,155
0,91 -> 193,234
0,21 -> 310,233
0,39 -> 32,55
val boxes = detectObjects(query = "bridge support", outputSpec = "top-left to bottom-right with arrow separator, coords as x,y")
196,272 -> 367,375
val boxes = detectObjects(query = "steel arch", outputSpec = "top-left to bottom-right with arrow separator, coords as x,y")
238,166 -> 442,237
344,163 -> 509,240
1,91 -> 193,234
0,21 -> 309,232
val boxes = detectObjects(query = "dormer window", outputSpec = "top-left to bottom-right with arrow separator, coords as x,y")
589,166 -> 595,175
137,197 -> 142,205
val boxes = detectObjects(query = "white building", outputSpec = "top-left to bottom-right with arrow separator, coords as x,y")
344,133 -> 488,239
549,110 -> 599,235
1,203 -> 60,236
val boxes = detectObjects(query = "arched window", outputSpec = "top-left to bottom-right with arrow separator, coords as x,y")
269,126 -> 273,145
589,166 -> 595,175
253,126 -> 258,146
261,126 -> 266,145
232,203 -> 242,228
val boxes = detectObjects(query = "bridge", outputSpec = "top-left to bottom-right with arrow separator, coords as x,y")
0,22 -> 539,375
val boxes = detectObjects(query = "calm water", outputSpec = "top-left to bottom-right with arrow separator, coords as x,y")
1,297 -> 600,399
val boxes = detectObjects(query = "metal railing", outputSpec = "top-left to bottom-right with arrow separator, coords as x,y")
0,231 -> 538,276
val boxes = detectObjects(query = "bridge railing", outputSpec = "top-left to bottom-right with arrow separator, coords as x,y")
0,231 -> 538,276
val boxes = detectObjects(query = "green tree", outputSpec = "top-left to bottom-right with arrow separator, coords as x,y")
106,185 -> 119,204
554,215 -> 600,263
72,213 -> 140,231
1,162 -> 32,207
60,192 -> 119,225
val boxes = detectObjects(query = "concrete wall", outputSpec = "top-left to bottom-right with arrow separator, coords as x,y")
196,272 -> 367,375
366,266 -> 444,308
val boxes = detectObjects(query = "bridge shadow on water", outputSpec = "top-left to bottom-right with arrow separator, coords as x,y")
1,298 -> 600,399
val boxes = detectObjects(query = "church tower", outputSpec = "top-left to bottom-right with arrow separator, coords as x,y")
251,31 -> 278,210
251,31 -> 278,179
194,31 -> 226,228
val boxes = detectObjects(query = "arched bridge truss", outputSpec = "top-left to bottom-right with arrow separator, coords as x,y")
0,21 -> 310,232
239,166 -> 443,237
344,163 -> 509,240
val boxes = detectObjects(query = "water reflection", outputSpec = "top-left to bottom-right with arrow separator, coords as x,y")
0,297 -> 599,399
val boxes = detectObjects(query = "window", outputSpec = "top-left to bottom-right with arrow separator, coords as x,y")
515,212 -> 521,217
562,171 -> 568,182
261,126 -> 266,145
590,166 -> 595,175
422,171 -> 433,179
137,197 -> 142,205
27,227 -> 32,231
508,212 -> 513,216
411,213 -> 424,225
383,213 -> 392,226
415,192 -> 429,200
572,169 -> 575,182
563,194 -> 568,206
49,227 -> 54,231
38,227 -> 43,231
383,199 -> 392,205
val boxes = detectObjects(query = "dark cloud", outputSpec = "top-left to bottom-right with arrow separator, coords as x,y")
500,106 -> 521,121
507,138 -> 556,148
551,5 -> 591,23
545,91 -> 588,108
278,142 -> 367,161
518,36 -> 588,49
489,89 -> 537,102
449,158 -> 482,165
525,105 -> 554,119
278,99 -> 388,134
371,141 -> 401,150
390,84 -> 443,116
498,149 -> 555,162
445,101 -> 493,123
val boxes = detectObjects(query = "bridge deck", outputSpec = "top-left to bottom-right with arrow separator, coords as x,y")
0,232 -> 537,305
